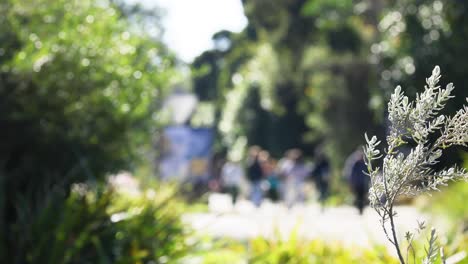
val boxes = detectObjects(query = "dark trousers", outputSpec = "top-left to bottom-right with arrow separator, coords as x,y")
353,185 -> 368,215
223,186 -> 239,204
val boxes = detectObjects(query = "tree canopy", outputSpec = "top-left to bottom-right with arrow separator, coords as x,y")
0,0 -> 176,257
191,0 -> 468,170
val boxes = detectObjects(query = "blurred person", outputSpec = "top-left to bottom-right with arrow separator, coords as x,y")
259,151 -> 280,202
344,147 -> 370,215
277,149 -> 294,200
277,149 -> 295,205
311,149 -> 330,208
220,158 -> 244,205
280,149 -> 310,208
208,151 -> 226,192
246,146 -> 263,207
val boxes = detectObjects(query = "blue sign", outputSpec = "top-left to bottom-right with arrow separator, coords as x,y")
159,126 -> 214,180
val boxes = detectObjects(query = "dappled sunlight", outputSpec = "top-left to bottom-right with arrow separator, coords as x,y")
1,0 -> 467,263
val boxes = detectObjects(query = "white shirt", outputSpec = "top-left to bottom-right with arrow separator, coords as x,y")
221,162 -> 244,186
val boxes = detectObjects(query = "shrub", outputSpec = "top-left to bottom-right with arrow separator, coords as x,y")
0,0 -> 175,252
424,153 -> 468,226
364,66 -> 468,264
186,233 -> 397,264
248,233 -> 397,264
421,182 -> 468,227
9,183 -> 189,263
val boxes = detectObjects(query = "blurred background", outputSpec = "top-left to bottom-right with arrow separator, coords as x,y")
0,0 -> 467,263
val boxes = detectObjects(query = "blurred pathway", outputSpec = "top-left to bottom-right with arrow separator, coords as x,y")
183,193 -> 435,250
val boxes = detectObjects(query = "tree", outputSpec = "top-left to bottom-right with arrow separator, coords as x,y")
374,0 -> 468,168
193,0 -> 382,164
0,0 -> 175,259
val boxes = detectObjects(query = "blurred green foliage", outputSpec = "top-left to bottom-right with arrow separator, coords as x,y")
375,0 -> 468,169
247,233 -> 397,264
413,157 -> 468,264
416,182 -> 468,263
12,183 -> 189,263
188,232 -> 398,264
0,0 -> 174,184
424,182 -> 468,226
0,0 -> 467,262
0,0 -> 177,260
191,0 -> 382,167
190,0 -> 468,196
418,155 -> 468,236
400,227 -> 468,264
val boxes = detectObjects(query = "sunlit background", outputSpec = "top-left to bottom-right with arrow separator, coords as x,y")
1,0 -> 467,263
155,0 -> 247,62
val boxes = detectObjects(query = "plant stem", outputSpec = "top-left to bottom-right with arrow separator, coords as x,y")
389,206 -> 405,264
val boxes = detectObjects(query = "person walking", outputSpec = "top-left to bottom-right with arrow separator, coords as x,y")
343,147 -> 369,215
259,152 -> 280,202
311,150 -> 330,208
280,149 -> 309,208
220,158 -> 244,205
246,146 -> 263,207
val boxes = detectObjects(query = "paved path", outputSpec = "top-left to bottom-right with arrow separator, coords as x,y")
184,193 -> 437,250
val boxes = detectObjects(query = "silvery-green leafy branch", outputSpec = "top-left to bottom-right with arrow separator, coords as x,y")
364,66 -> 468,264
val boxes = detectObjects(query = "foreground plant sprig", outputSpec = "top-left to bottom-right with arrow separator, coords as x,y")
364,66 -> 468,264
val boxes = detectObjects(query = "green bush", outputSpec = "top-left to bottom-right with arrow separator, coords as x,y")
444,234 -> 468,264
424,182 -> 468,225
0,0 -> 175,251
404,230 -> 468,264
0,0 -> 176,258
416,182 -> 468,264
247,233 -> 398,264
188,232 -> 398,264
11,183 -> 189,263
181,236 -> 247,264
